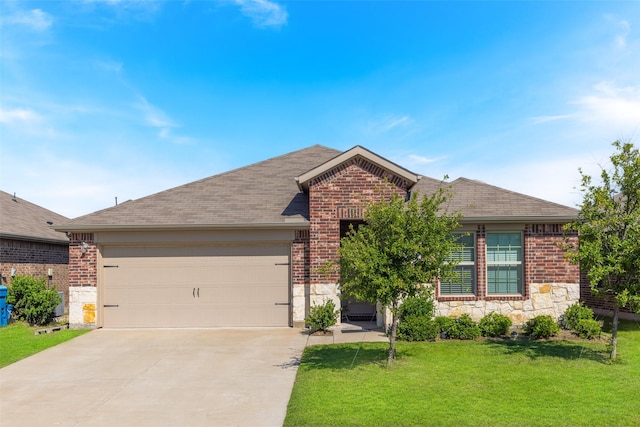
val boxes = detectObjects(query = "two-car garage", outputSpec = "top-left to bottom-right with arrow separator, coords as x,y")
99,241 -> 291,328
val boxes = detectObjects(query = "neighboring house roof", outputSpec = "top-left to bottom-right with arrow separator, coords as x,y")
54,145 -> 578,231
0,190 -> 70,244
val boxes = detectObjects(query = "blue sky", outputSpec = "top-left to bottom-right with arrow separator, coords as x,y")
1,0 -> 639,218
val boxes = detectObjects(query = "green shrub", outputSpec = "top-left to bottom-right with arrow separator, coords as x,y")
574,318 -> 601,339
447,314 -> 481,340
524,315 -> 560,339
7,276 -> 61,326
479,312 -> 513,337
397,316 -> 439,341
434,316 -> 456,338
397,295 -> 435,321
306,299 -> 339,333
563,302 -> 594,330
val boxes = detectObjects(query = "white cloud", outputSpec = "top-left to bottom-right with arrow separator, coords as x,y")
136,95 -> 176,128
135,95 -> 193,144
3,8 -> 53,31
571,81 -> 640,127
384,116 -> 411,130
408,154 -> 443,165
530,81 -> 640,130
158,128 -> 192,145
366,114 -> 413,135
528,114 -> 573,125
232,0 -> 288,28
0,108 -> 41,124
605,14 -> 631,49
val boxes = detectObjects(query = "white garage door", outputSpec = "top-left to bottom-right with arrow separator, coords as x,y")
101,244 -> 290,328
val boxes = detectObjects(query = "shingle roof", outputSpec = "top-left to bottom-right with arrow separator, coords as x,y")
0,191 -> 70,243
55,145 -> 578,231
413,177 -> 578,222
58,145 -> 341,229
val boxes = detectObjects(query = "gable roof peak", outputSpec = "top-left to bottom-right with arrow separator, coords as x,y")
295,145 -> 421,192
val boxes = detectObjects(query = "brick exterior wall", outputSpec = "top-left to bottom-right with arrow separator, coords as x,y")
0,238 -> 69,304
526,224 -> 579,283
68,233 -> 97,288
308,158 -> 409,285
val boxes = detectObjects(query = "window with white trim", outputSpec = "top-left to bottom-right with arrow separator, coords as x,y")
440,233 -> 476,295
486,232 -> 523,295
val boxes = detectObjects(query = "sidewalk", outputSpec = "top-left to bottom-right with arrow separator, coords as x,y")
304,320 -> 389,346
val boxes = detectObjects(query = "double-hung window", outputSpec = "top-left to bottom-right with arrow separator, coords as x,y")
440,233 -> 476,295
486,232 -> 523,295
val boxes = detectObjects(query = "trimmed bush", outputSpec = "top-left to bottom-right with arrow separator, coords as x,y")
479,312 -> 513,337
447,314 -> 481,340
397,316 -> 439,341
564,302 -> 594,330
574,318 -> 601,339
306,299 -> 339,333
7,275 -> 61,326
524,315 -> 560,339
397,295 -> 437,342
397,295 -> 435,320
435,316 -> 456,338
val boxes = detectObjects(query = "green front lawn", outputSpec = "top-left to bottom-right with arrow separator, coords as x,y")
285,319 -> 640,427
0,322 -> 89,368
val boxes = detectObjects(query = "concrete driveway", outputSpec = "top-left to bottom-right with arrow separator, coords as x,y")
0,328 -> 308,427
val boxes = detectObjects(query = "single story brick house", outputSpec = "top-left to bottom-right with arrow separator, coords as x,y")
0,190 -> 70,304
54,145 -> 580,329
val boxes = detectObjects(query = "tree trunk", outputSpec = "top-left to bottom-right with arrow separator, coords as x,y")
387,301 -> 398,367
610,304 -> 619,360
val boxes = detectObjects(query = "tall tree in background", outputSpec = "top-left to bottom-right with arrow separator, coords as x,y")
339,186 -> 461,366
564,141 -> 640,360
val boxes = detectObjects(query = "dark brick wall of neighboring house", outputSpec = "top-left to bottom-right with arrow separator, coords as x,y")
307,157 -> 408,284
0,238 -> 70,305
580,270 -> 638,316
68,233 -> 97,288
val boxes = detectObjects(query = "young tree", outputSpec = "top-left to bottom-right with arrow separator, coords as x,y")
563,141 -> 640,360
339,186 -> 461,366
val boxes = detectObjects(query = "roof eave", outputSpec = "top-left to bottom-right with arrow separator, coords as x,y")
459,215 -> 577,224
52,221 -> 311,233
0,232 -> 69,245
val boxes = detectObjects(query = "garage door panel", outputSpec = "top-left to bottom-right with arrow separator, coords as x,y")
249,284 -> 288,302
101,244 -> 290,328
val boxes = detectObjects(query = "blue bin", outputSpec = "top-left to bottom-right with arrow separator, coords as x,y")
0,285 -> 8,327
